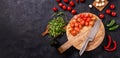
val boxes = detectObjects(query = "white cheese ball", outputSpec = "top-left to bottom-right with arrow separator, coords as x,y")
96,3 -> 99,7
98,3 -> 102,7
96,0 -> 100,2
101,0 -> 105,2
101,2 -> 105,6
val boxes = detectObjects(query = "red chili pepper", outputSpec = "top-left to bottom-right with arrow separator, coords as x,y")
104,41 -> 117,52
104,35 -> 112,49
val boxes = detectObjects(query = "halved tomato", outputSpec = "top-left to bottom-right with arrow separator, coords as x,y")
80,20 -> 85,25
91,16 -> 96,21
85,22 -> 89,26
74,27 -> 80,32
78,24 -> 82,29
70,22 -> 75,27
88,13 -> 93,18
86,18 -> 91,22
76,18 -> 81,22
79,14 -> 84,18
68,27 -> 73,32
75,22 -> 79,27
70,30 -> 77,36
89,21 -> 94,26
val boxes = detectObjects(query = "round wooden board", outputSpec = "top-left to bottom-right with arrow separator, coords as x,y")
66,12 -> 105,51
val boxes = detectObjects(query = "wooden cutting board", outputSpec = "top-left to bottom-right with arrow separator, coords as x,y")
58,12 -> 105,53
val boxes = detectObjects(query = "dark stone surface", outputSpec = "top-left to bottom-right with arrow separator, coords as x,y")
0,0 -> 120,58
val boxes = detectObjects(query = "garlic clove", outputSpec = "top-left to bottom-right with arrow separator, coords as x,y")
89,4 -> 93,8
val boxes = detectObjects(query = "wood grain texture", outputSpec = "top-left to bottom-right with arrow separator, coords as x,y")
67,13 -> 105,51
58,12 -> 105,53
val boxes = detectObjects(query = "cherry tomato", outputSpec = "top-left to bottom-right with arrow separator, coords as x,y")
56,0 -> 61,3
68,27 -> 73,32
80,14 -> 84,18
84,13 -> 89,18
64,0 -> 69,3
82,17 -> 87,21
77,18 -> 81,22
86,18 -> 91,22
111,11 -> 116,17
88,13 -> 93,18
85,22 -> 89,26
52,7 -> 58,12
62,5 -> 67,10
70,30 -> 77,36
106,9 -> 111,14
78,24 -> 82,29
99,13 -> 105,19
58,3 -> 63,7
70,22 -> 75,27
69,1 -> 75,7
80,20 -> 85,25
80,0 -> 85,3
110,4 -> 115,9
67,6 -> 72,11
75,22 -> 79,27
76,0 -> 79,3
74,27 -> 80,32
91,16 -> 96,21
71,9 -> 77,15
89,21 -> 94,26
73,15 -> 79,19
72,19 -> 77,22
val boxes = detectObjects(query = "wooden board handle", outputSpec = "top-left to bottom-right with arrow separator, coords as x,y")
58,41 -> 72,53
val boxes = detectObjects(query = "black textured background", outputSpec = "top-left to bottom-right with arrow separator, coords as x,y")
0,0 -> 120,58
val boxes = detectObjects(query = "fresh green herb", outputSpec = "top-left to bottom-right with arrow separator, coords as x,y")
48,16 -> 66,38
56,12 -> 64,16
107,20 -> 115,27
109,25 -> 119,31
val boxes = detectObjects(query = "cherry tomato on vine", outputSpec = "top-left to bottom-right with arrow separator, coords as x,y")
52,7 -> 58,12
